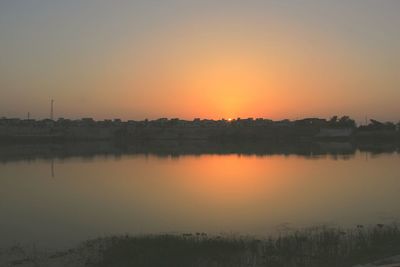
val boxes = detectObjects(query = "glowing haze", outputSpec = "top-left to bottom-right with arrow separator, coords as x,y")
0,0 -> 399,122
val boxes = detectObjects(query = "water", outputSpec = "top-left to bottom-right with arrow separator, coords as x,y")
1,149 -> 400,249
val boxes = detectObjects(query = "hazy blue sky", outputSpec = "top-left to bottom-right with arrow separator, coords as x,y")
0,0 -> 399,122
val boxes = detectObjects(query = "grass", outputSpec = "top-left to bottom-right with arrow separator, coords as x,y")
80,223 -> 400,267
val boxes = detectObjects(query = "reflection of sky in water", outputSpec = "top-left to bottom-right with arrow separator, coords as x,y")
0,152 -> 400,249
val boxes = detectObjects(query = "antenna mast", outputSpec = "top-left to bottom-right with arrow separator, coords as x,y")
50,99 -> 54,120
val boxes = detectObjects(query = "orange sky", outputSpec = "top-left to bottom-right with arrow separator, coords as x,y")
0,1 -> 399,122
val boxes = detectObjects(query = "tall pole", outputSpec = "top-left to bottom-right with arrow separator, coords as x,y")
50,99 -> 54,120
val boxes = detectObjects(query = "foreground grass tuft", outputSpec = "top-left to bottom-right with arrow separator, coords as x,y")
84,224 -> 400,267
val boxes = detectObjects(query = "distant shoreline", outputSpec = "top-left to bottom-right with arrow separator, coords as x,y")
1,116 -> 399,144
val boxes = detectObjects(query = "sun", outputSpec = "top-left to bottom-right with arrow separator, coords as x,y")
227,118 -> 233,122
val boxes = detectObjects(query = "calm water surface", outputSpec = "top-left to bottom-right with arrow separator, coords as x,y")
1,152 -> 400,249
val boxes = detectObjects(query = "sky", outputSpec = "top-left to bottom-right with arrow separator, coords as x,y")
0,0 -> 399,122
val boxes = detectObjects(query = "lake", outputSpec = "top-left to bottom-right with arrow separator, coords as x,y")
1,147 -> 400,249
